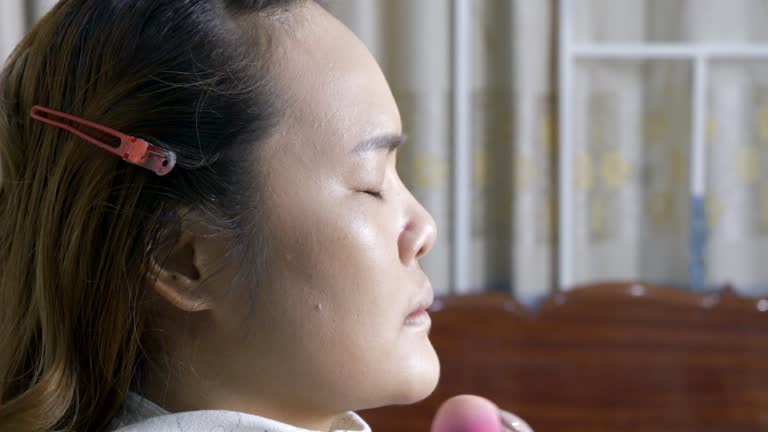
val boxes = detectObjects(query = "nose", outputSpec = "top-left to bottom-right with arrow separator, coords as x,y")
398,199 -> 437,265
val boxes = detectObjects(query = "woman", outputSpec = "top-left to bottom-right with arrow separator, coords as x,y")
0,1 -> 532,431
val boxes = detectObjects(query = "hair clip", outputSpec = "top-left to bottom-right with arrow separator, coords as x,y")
30,105 -> 176,176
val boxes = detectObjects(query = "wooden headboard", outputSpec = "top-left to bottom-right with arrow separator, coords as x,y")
360,283 -> 768,431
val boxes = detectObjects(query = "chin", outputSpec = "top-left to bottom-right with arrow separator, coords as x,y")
390,342 -> 441,405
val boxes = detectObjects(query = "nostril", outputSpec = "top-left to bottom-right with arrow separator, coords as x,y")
399,225 -> 422,264
399,203 -> 438,263
406,223 -> 436,261
417,223 -> 437,259
415,235 -> 430,259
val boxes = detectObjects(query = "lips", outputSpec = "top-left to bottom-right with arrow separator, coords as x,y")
404,281 -> 434,326
404,309 -> 431,327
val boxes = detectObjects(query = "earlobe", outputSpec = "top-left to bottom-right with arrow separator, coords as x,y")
147,262 -> 214,312
146,237 -> 215,313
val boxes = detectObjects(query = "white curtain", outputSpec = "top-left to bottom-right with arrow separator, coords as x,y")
4,0 -> 768,300
0,1 -> 56,61
569,0 -> 768,295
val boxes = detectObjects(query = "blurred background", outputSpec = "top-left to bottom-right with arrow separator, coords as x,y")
3,0 -> 768,303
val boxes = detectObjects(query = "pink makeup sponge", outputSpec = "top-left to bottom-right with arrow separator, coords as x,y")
430,395 -> 503,432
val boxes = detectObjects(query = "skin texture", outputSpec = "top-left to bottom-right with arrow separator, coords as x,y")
142,3 -> 439,431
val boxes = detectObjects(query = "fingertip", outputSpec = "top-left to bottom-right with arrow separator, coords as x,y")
431,395 -> 503,432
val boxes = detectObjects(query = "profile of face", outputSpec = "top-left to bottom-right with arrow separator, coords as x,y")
147,2 -> 439,430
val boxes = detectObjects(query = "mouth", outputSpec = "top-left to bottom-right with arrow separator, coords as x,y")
404,281 -> 434,328
404,308 -> 432,328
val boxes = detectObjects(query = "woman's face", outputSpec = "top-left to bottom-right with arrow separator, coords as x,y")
177,2 -> 439,428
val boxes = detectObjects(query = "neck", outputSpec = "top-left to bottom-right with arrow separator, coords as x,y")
138,347 -> 342,431
137,295 -> 347,431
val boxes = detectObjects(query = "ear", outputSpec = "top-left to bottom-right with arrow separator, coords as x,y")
147,218 -> 230,313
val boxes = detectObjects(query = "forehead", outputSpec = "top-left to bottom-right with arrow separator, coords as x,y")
266,3 -> 401,156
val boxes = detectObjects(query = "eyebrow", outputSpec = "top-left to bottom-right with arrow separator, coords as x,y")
352,133 -> 407,154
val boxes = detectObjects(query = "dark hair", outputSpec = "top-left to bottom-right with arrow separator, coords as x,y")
0,0 -> 304,430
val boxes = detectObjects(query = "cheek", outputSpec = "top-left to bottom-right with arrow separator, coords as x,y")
255,204 -> 410,389
265,193 -> 402,327
254,174 -> 438,406
299,214 -> 398,320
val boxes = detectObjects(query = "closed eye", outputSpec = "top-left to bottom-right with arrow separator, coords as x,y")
364,190 -> 384,200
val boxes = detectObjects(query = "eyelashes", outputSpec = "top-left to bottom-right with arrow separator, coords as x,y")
363,190 -> 384,200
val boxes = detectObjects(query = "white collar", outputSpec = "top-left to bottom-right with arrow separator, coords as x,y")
110,392 -> 371,432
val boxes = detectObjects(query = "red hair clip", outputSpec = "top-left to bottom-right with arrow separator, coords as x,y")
30,105 -> 176,176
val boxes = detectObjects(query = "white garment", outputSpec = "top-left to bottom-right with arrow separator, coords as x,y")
109,392 -> 371,432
